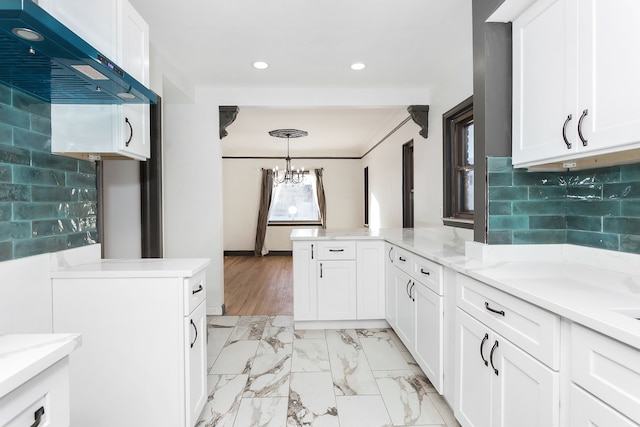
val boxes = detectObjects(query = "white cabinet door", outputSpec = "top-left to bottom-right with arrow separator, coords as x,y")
576,0 -> 640,154
185,301 -> 207,427
394,267 -> 414,349
385,244 -> 397,328
356,241 -> 385,320
293,242 -> 317,321
512,0 -> 575,166
570,385 -> 639,427
456,309 -> 492,427
317,260 -> 357,320
414,282 -> 443,394
491,332 -> 559,427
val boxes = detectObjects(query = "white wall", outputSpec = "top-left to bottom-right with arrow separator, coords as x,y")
223,158 -> 362,251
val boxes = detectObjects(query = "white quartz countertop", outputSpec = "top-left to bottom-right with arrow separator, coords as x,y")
0,333 -> 81,399
50,258 -> 210,278
291,228 -> 640,351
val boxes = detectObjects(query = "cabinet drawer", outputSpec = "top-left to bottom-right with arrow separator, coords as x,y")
184,270 -> 206,315
457,273 -> 560,369
570,384 -> 639,427
413,256 -> 443,295
571,324 -> 640,424
317,241 -> 356,260
391,246 -> 413,275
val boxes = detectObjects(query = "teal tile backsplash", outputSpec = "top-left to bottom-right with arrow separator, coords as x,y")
487,157 -> 640,253
0,85 -> 98,261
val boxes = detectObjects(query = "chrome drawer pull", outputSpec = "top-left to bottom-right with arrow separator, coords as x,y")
562,114 -> 572,149
578,109 -> 588,146
190,319 -> 198,348
420,268 -> 430,276
192,284 -> 203,295
480,333 -> 489,367
490,340 -> 499,376
485,302 -> 505,316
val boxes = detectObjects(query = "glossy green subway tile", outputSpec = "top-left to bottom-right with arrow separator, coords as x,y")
620,234 -> 640,254
31,151 -> 78,172
566,185 -> 602,200
513,230 -> 567,244
13,128 -> 51,153
67,172 -> 96,188
0,241 -> 12,261
512,200 -> 566,215
620,164 -> 640,182
488,201 -> 512,215
78,160 -> 97,174
0,103 -> 30,130
566,200 -> 620,217
487,230 -> 513,244
31,186 -> 76,202
0,164 -> 10,182
13,203 -> 67,220
528,186 -> 566,200
78,188 -> 97,201
621,200 -> 640,217
0,183 -> 30,202
488,215 -> 528,231
0,123 -> 10,144
0,203 -> 11,221
487,157 -> 513,172
68,202 -> 96,218
12,90 -> 50,118
488,186 -> 529,201
603,182 -> 640,200
488,172 -> 512,186
566,167 -> 621,185
68,231 -> 98,248
14,166 -> 65,186
32,219 -> 78,237
0,144 -> 30,166
14,235 -> 67,258
0,84 -> 10,105
567,230 -> 619,251
30,115 -> 51,136
529,216 -> 566,229
77,216 -> 97,231
513,171 -> 564,187
566,216 -> 602,232
0,221 -> 31,241
603,217 -> 640,235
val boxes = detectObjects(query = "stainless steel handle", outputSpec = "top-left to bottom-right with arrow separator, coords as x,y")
562,114 -> 572,149
190,319 -> 198,348
490,340 -> 499,376
192,284 -> 203,295
405,279 -> 411,298
578,109 -> 588,146
420,268 -> 430,276
480,333 -> 489,367
485,301 -> 505,316
388,247 -> 393,262
125,117 -> 133,147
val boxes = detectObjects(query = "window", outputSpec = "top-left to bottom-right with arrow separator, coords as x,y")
267,173 -> 321,225
443,96 -> 474,228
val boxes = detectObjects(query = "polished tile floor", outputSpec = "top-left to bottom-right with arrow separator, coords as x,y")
196,315 -> 461,427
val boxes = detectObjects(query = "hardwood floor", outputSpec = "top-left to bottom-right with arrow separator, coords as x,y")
224,255 -> 293,316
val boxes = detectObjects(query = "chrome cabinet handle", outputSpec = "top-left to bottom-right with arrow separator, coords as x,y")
485,301 -> 505,316
192,284 -> 203,295
405,279 -> 412,298
480,333 -> 489,367
578,109 -> 588,146
562,114 -> 572,149
388,247 -> 393,262
420,268 -> 430,276
490,340 -> 499,376
31,407 -> 45,427
125,117 -> 133,147
190,319 -> 198,349
409,282 -> 415,302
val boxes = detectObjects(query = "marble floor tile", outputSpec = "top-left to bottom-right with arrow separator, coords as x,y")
325,329 -> 379,396
209,340 -> 260,375
195,374 -> 247,427
374,370 -> 445,426
228,316 -> 269,342
335,395 -> 393,427
244,335 -> 292,397
291,338 -> 330,372
359,335 -> 411,371
294,329 -> 326,339
268,315 -> 295,329
233,397 -> 288,427
288,372 -> 338,427
207,318 -> 239,369
428,392 -> 461,427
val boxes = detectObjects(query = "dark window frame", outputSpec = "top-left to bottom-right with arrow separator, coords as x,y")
443,96 -> 474,229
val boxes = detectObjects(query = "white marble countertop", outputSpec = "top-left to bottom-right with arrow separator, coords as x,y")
0,333 -> 81,399
291,227 -> 640,350
49,258 -> 210,279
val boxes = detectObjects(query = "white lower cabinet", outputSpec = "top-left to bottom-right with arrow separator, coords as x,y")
456,309 -> 559,427
414,281 -> 443,392
317,259 -> 357,320
570,385 -> 639,427
384,243 -> 397,328
393,266 -> 414,348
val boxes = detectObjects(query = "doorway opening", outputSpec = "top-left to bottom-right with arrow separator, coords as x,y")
402,140 -> 414,228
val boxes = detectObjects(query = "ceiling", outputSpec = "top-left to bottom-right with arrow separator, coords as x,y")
127,0 -> 473,156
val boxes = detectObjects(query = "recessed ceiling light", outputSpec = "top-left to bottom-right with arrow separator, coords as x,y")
350,63 -> 366,71
253,61 -> 269,70
12,27 -> 43,42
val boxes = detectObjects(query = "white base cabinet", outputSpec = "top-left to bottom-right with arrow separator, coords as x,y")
51,260 -> 209,427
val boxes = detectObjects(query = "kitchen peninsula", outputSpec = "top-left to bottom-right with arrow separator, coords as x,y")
291,227 -> 640,427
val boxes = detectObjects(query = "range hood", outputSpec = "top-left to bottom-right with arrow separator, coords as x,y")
0,0 -> 157,104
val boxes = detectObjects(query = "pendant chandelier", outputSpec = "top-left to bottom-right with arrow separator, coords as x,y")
269,128 -> 308,185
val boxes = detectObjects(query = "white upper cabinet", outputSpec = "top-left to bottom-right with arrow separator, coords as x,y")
510,0 -> 640,168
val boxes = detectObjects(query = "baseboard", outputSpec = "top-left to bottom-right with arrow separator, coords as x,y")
224,250 -> 293,256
